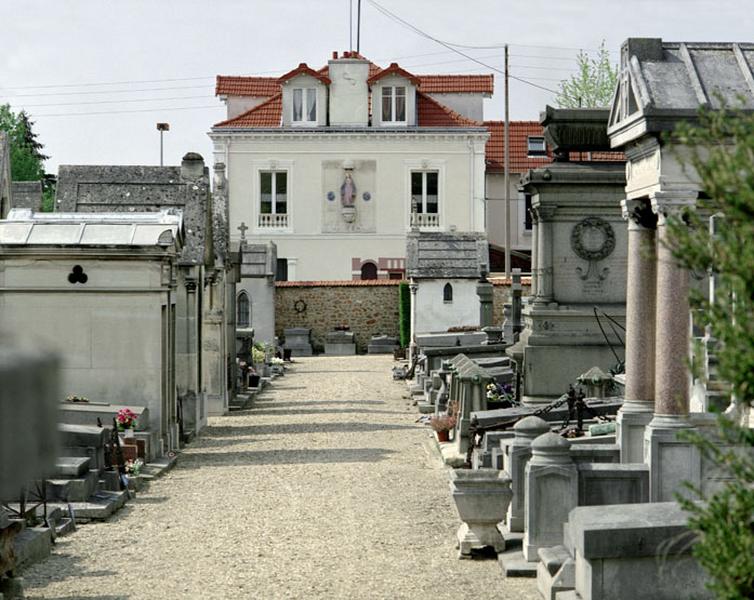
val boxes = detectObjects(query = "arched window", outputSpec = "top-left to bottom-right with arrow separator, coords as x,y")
443,282 -> 453,303
237,291 -> 250,328
360,262 -> 378,280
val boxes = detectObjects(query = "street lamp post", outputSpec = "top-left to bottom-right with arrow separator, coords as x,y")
156,122 -> 170,166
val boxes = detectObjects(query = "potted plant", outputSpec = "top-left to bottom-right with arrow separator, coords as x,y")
116,408 -> 138,438
485,381 -> 515,410
429,414 -> 457,443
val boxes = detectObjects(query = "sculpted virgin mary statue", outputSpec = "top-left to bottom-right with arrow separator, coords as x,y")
340,173 -> 356,207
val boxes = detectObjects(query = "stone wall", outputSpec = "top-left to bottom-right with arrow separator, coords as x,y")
275,281 -> 401,353
275,279 -> 531,353
492,279 -> 532,325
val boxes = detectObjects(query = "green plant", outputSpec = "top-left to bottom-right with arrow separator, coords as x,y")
666,106 -> 754,599
556,40 -> 618,108
251,346 -> 266,364
398,281 -> 410,348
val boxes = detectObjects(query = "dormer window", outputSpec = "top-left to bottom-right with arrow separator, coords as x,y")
382,86 -> 406,123
293,88 -> 317,124
527,136 -> 547,157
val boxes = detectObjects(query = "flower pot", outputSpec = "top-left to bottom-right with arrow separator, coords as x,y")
437,429 -> 450,443
249,374 -> 261,388
283,349 -> 292,361
449,468 -> 512,557
123,428 -> 135,439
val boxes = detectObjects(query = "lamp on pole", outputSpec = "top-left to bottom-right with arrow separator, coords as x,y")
156,122 -> 170,166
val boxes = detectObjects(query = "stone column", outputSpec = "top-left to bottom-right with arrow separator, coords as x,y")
476,276 -> 494,328
408,279 -> 419,364
529,212 -> 539,302
644,191 -> 700,501
511,268 -> 523,341
617,199 -> 657,463
533,205 -> 556,304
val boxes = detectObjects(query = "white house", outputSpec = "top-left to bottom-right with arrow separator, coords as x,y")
210,52 -> 491,283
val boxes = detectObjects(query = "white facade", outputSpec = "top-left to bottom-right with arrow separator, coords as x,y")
414,278 -> 480,334
211,131 -> 487,281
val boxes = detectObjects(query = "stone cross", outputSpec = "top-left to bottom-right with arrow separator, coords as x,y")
237,221 -> 248,241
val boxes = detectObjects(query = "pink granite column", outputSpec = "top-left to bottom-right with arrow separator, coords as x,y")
653,213 -> 690,419
617,199 -> 657,463
644,191 -> 699,501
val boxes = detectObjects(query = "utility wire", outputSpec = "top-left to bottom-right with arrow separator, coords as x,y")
365,0 -> 559,94
32,105 -> 221,118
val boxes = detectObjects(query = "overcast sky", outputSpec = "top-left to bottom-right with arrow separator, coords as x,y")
1,0 -> 753,173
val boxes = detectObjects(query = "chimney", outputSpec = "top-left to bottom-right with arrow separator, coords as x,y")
181,152 -> 205,180
328,54 -> 370,127
332,51 -> 338,59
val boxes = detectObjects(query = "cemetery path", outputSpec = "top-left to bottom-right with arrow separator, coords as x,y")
23,355 -> 539,600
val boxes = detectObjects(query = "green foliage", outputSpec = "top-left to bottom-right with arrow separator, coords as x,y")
398,281 -> 411,348
667,107 -> 754,600
555,41 -> 618,108
0,104 -> 55,211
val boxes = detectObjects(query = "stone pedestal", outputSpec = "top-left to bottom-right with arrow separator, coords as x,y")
283,327 -> 313,357
502,416 -> 550,534
449,468 -> 512,558
477,278 -> 494,328
523,432 -> 578,562
324,330 -> 356,355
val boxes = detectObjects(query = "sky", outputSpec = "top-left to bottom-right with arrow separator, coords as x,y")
1,0 -> 753,173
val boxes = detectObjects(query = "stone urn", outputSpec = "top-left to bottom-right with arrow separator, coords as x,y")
449,468 -> 512,558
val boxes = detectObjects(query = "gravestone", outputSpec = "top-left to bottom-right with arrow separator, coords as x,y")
324,330 -> 356,355
283,327 -> 313,357
367,334 -> 398,354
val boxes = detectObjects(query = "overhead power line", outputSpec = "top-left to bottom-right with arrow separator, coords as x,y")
365,0 -> 559,94
32,105 -> 221,118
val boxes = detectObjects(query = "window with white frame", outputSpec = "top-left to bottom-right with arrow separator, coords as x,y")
411,171 -> 439,213
527,136 -> 547,157
381,86 -> 406,123
292,88 -> 317,124
259,171 -> 288,228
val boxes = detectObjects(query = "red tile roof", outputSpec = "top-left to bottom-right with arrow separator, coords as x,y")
278,63 -> 331,85
367,62 -> 420,85
417,74 -> 494,95
484,121 -> 553,173
215,76 -> 279,97
214,93 -> 282,128
417,93 -> 482,127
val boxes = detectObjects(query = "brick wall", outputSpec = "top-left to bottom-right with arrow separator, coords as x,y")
275,279 -> 531,353
276,281 -> 400,353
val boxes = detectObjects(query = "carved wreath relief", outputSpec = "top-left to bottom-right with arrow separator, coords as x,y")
570,216 -> 615,281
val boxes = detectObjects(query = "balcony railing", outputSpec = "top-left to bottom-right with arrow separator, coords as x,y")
258,213 -> 289,229
410,212 -> 440,228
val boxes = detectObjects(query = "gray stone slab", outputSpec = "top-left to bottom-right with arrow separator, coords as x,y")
566,501 -> 692,559
498,549 -> 537,578
55,456 -> 92,477
59,402 -> 149,431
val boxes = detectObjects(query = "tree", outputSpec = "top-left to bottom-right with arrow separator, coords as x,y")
0,104 -> 55,211
666,107 -> 754,599
555,41 -> 618,108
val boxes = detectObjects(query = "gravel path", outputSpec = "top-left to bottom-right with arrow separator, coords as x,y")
24,356 -> 539,599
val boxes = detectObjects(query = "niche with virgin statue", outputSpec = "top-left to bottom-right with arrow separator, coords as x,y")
321,159 -> 376,233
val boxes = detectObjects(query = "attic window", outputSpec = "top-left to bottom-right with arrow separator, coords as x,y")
293,88 -> 317,124
382,86 -> 406,123
527,136 -> 546,157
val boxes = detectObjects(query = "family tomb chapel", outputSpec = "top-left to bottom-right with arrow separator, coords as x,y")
0,208 -> 183,455
54,153 -> 236,426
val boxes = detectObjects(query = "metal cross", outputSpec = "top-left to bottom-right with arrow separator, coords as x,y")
237,221 -> 248,241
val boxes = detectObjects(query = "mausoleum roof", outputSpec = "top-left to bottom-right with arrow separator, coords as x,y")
0,208 -> 182,248
609,38 -> 754,147
406,231 -> 489,279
